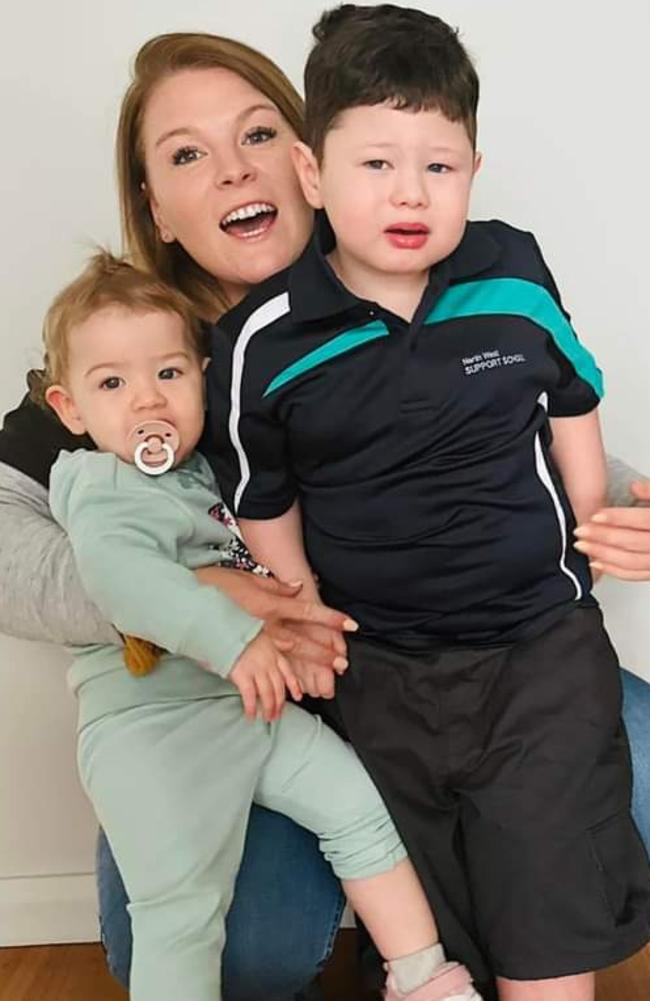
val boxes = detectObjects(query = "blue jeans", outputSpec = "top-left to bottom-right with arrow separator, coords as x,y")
622,668 -> 650,850
98,669 -> 650,996
97,804 -> 344,1000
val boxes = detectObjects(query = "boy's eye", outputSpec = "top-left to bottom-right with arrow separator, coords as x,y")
243,126 -> 277,146
427,163 -> 450,173
159,367 -> 181,380
99,376 -> 123,391
171,146 -> 205,166
364,159 -> 389,171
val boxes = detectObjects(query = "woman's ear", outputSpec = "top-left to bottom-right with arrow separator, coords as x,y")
147,188 -> 175,244
44,385 -> 88,436
291,141 -> 324,210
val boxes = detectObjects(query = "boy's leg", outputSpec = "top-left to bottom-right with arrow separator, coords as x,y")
496,973 -> 594,1000
456,607 -> 650,984
329,614 -> 650,996
78,696 -> 270,1001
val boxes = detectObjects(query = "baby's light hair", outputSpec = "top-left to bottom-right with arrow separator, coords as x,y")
31,251 -> 204,404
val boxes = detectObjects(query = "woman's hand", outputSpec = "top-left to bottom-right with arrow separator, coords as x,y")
229,628 -> 302,722
574,480 -> 650,580
194,566 -> 356,668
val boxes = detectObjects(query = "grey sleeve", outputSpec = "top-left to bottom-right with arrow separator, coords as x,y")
605,453 -> 649,508
0,462 -> 120,646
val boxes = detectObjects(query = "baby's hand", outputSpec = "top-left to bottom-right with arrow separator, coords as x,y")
229,629 -> 302,722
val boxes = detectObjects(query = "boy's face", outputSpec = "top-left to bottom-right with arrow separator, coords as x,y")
46,307 -> 207,467
294,104 -> 480,290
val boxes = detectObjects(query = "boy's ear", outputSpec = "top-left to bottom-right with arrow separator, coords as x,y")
473,150 -> 483,177
291,141 -> 324,210
44,385 -> 88,436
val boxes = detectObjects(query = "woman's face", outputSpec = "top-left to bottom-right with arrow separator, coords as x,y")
142,67 -> 313,305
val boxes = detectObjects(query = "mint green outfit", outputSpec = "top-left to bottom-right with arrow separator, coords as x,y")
50,449 -> 406,1001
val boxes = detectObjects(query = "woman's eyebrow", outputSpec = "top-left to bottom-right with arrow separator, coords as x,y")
155,103 -> 279,149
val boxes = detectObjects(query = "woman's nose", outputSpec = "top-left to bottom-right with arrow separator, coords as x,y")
215,151 -> 256,188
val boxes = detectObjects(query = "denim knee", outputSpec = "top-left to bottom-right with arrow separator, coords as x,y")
622,668 -> 650,852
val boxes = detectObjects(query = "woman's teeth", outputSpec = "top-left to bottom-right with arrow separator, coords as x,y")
220,202 -> 276,232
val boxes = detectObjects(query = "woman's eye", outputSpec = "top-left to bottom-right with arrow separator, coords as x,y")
364,159 -> 389,171
171,146 -> 205,166
243,126 -> 277,146
159,367 -> 181,380
427,163 -> 450,173
99,376 -> 122,391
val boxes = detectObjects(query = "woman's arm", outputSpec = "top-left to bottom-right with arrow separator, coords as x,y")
0,462 -> 120,646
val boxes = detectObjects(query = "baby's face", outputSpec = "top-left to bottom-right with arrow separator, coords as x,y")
55,306 -> 206,466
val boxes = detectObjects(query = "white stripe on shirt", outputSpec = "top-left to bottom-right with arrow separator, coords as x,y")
229,292 -> 291,512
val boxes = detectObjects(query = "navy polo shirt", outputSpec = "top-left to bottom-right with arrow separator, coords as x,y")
208,216 -> 603,648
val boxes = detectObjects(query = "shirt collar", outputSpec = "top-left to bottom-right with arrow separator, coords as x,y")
288,211 -> 501,324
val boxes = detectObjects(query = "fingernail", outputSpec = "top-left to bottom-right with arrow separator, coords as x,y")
334,656 -> 348,670
591,513 -> 608,523
288,580 -> 303,587
343,618 -> 359,631
574,540 -> 588,552
590,561 -> 604,570
574,526 -> 588,537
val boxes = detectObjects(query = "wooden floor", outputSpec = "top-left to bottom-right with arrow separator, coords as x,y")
0,935 -> 648,1000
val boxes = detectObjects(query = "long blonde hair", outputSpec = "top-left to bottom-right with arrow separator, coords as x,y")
116,32 -> 305,322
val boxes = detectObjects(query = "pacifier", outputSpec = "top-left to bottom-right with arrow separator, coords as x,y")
128,420 -> 180,476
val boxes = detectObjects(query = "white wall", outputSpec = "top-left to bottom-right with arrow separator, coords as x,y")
1,0 -> 648,945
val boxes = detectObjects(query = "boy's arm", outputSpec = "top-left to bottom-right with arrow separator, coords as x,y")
239,504 -> 348,698
239,502 -> 320,602
550,411 -> 608,527
50,453 -> 262,677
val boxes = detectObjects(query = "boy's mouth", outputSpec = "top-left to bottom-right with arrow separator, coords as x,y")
220,202 -> 278,239
384,223 -> 430,250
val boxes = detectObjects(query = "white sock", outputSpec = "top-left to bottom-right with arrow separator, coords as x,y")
387,942 -> 446,994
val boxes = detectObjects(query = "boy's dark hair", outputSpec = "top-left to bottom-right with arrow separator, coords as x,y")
304,4 -> 479,160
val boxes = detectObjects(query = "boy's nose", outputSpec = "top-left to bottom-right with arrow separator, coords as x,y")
391,169 -> 429,208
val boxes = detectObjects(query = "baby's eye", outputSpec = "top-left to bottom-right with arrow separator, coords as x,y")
364,159 -> 390,170
243,126 -> 277,146
171,146 -> 205,166
427,163 -> 450,173
99,376 -> 123,391
159,367 -> 182,380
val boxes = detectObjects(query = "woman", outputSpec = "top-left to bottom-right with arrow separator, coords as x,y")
1,31 -> 649,1001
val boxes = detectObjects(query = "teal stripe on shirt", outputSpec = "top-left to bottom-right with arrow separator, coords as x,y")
263,320 -> 390,398
425,277 -> 603,398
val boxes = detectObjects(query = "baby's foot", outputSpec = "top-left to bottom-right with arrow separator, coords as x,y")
384,961 -> 482,1001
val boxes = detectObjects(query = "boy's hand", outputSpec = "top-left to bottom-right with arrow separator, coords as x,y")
229,628 -> 303,722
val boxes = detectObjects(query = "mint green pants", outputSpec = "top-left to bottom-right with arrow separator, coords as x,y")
78,696 -> 405,1001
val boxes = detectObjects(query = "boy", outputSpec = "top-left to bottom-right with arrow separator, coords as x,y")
208,5 -> 650,1000
40,250 -> 484,1001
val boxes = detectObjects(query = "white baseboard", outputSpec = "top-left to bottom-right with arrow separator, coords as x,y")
0,874 -> 99,946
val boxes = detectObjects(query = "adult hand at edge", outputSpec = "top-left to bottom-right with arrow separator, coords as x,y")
574,480 -> 650,580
